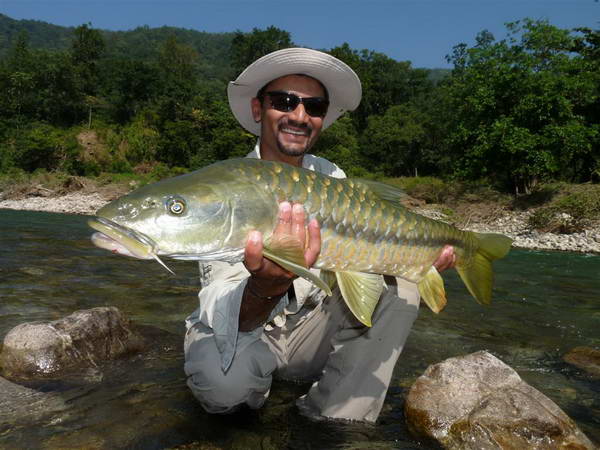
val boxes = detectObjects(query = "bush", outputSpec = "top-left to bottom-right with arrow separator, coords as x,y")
381,176 -> 451,203
528,189 -> 600,233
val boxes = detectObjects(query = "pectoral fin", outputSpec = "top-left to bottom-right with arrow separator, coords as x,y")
320,270 -> 337,291
335,271 -> 384,327
417,266 -> 447,313
263,235 -> 332,295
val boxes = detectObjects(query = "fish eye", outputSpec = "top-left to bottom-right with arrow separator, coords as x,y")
166,197 -> 186,215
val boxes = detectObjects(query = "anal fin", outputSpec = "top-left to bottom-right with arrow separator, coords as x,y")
417,266 -> 447,313
336,271 -> 384,327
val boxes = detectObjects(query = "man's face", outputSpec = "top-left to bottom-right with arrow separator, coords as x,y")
251,75 -> 327,163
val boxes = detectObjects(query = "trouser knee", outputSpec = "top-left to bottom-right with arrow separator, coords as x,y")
184,323 -> 276,413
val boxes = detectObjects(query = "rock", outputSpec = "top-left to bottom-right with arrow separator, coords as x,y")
0,307 -> 145,380
0,376 -> 68,423
404,351 -> 594,449
564,347 -> 600,378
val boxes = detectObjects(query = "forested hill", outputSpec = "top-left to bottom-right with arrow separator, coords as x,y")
0,14 -> 450,78
0,13 -> 75,54
0,14 -> 598,196
0,14 -> 236,79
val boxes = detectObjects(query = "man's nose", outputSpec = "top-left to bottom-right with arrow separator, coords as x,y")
288,102 -> 309,123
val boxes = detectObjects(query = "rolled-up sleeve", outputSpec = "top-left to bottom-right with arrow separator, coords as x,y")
186,261 -> 289,372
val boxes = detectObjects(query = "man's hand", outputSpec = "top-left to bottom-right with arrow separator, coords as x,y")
239,201 -> 321,331
433,245 -> 456,272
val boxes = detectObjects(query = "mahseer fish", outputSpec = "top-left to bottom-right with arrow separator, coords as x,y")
88,158 -> 512,326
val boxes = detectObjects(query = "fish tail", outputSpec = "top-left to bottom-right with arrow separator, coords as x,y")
455,232 -> 513,305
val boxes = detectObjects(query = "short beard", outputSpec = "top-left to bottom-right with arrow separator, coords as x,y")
275,119 -> 313,157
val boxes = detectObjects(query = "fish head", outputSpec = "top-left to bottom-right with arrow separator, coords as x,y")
89,173 -> 234,261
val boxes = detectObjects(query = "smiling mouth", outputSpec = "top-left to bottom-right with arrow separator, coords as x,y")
281,127 -> 310,137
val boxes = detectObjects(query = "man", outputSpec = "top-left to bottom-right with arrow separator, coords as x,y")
184,48 -> 455,422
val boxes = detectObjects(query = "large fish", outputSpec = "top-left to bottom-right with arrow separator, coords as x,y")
89,158 -> 512,326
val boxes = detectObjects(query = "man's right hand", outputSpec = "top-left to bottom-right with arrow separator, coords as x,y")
239,201 -> 321,331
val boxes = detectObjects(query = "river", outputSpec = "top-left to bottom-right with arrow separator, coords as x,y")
1,209 -> 598,449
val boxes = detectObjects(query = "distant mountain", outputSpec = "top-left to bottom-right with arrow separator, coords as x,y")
427,68 -> 452,84
0,14 -> 451,81
0,14 -> 236,79
0,13 -> 75,54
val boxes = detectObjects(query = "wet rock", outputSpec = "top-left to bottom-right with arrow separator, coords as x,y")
0,307 -> 145,380
564,347 -> 600,378
0,376 -> 67,423
405,350 -> 594,449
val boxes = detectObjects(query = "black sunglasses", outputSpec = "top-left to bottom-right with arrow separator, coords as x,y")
265,91 -> 330,118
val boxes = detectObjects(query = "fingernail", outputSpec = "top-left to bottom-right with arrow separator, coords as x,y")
250,231 -> 261,244
280,202 -> 291,213
293,203 -> 304,214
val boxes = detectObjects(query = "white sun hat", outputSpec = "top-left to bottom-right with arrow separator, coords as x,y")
228,47 -> 362,136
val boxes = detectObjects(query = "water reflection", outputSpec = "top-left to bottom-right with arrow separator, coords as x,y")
1,209 -> 598,448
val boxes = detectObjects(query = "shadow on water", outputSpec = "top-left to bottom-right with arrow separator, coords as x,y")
0,209 -> 598,448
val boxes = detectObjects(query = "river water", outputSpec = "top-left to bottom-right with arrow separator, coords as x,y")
1,209 -> 598,449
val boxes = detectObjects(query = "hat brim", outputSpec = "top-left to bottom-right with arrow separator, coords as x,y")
228,48 -> 362,135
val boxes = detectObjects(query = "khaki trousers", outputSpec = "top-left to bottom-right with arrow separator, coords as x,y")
184,279 -> 419,423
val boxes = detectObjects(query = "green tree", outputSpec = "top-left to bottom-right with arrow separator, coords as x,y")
230,26 -> 292,78
70,23 -> 106,125
361,104 -> 427,177
441,19 -> 599,193
330,44 -> 433,129
311,116 -> 362,175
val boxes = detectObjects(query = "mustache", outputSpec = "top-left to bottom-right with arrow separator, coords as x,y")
278,118 -> 312,135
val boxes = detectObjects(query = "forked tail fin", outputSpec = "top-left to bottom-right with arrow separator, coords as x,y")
455,232 -> 513,305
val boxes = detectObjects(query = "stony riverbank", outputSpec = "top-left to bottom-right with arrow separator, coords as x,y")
1,192 -> 599,254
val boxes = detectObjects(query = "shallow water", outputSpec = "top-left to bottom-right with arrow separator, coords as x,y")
0,209 -> 599,449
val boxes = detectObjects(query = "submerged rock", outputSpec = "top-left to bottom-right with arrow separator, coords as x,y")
0,306 -> 145,380
405,351 -> 594,449
563,346 -> 600,378
0,376 -> 68,424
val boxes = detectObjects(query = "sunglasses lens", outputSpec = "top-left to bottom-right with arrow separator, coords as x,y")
303,99 -> 329,118
269,93 -> 299,112
267,92 -> 329,118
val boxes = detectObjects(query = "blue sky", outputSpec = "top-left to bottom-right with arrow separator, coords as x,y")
2,0 -> 598,68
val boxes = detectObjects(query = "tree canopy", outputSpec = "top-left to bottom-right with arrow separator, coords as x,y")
0,16 -> 597,194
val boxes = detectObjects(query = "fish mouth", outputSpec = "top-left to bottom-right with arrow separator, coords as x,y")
88,217 -> 175,274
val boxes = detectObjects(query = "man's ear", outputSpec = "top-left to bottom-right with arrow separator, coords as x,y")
251,98 -> 262,123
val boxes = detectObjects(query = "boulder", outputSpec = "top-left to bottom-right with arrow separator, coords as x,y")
0,306 -> 145,380
563,347 -> 600,378
405,351 -> 594,449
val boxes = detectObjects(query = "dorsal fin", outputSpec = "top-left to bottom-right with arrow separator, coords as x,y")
351,179 -> 408,206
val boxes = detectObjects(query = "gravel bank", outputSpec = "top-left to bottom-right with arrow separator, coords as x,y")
0,193 -> 107,216
2,193 -> 599,254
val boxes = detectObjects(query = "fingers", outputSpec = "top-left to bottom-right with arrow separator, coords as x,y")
291,203 -> 306,246
245,201 -> 322,280
244,230 -> 264,274
273,202 -> 292,236
305,218 -> 321,266
433,245 -> 456,272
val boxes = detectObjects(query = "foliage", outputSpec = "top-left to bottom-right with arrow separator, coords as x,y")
529,188 -> 600,233
440,19 -> 599,193
0,16 -> 598,203
0,122 -> 80,173
230,26 -> 292,79
361,104 -> 428,177
311,116 -> 362,176
381,176 -> 452,204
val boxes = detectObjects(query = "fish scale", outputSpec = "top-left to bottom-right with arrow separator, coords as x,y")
246,160 -> 457,281
90,158 -> 512,326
